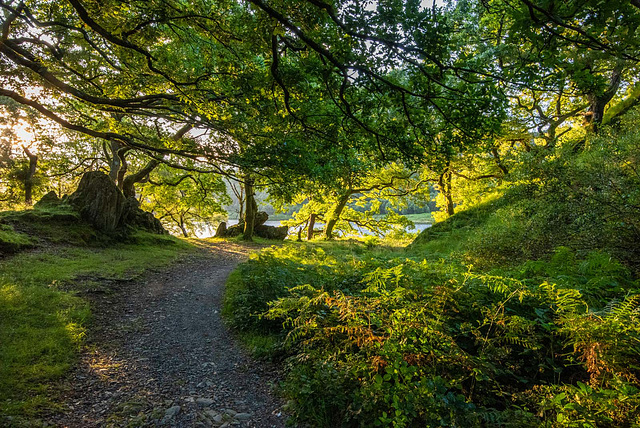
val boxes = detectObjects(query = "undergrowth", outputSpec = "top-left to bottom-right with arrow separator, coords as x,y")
225,241 -> 640,427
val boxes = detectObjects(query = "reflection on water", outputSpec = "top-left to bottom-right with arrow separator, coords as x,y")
195,219 -> 431,239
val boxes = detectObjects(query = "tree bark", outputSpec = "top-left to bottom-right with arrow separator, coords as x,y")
108,139 -> 121,182
323,191 -> 352,240
227,178 -> 245,220
116,147 -> 129,189
179,218 -> 189,238
242,175 -> 257,241
22,146 -> 38,205
587,64 -> 623,132
445,171 -> 454,216
439,169 -> 454,217
307,213 -> 317,240
122,159 -> 159,198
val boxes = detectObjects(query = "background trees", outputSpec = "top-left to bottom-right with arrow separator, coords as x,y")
1,0 -> 639,238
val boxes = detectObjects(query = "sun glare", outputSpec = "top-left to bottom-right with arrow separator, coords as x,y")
13,122 -> 36,145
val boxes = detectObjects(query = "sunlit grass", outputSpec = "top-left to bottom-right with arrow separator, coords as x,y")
0,283 -> 88,416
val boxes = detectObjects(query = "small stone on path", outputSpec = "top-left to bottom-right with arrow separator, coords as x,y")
165,405 -> 181,417
235,412 -> 251,420
196,397 -> 215,406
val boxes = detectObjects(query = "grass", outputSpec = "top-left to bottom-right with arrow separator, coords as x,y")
0,221 -> 194,421
2,233 -> 192,288
0,224 -> 35,253
0,205 -> 98,247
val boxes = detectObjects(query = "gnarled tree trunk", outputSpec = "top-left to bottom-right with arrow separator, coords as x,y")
107,139 -> 121,182
122,159 -> 159,198
116,147 -> 129,189
587,63 -> 623,133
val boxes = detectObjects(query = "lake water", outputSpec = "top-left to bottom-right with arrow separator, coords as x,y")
195,220 -> 431,239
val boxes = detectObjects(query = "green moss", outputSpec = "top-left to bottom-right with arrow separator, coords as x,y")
0,283 -> 89,417
0,224 -> 35,254
0,205 -> 99,247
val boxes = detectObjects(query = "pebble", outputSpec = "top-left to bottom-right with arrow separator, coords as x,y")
196,397 -> 215,406
205,410 -> 224,424
235,412 -> 251,420
165,405 -> 181,417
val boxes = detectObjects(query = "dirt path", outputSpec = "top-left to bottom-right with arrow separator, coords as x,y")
46,240 -> 286,428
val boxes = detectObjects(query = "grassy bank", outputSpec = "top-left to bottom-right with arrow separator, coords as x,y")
0,208 -> 194,421
223,123 -> 640,426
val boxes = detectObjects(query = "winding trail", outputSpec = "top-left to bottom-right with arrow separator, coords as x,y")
46,240 -> 286,427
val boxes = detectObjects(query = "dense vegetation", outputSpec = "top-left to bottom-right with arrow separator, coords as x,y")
224,112 -> 640,426
226,242 -> 640,426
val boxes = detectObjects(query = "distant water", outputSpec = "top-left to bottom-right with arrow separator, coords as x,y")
195,220 -> 431,239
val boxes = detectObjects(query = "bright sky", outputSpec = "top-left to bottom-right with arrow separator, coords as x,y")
12,122 -> 35,146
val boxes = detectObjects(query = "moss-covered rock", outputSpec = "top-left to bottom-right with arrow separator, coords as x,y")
68,171 -> 127,233
33,190 -> 61,208
0,224 -> 35,255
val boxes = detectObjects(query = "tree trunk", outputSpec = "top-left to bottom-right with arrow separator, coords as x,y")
439,169 -> 455,217
323,191 -> 351,240
446,171 -> 454,216
116,147 -> 129,189
108,139 -> 120,182
122,159 -> 159,198
179,218 -> 189,238
307,213 -> 317,240
22,146 -> 38,205
106,114 -> 124,181
227,178 -> 245,220
587,64 -> 623,133
242,175 -> 257,241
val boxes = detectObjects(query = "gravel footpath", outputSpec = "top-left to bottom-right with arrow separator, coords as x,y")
45,240 -> 286,428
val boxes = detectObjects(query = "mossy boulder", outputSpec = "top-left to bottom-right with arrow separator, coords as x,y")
68,171 -> 126,232
254,224 -> 288,240
33,190 -> 61,208
121,197 -> 167,235
26,171 -> 166,236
